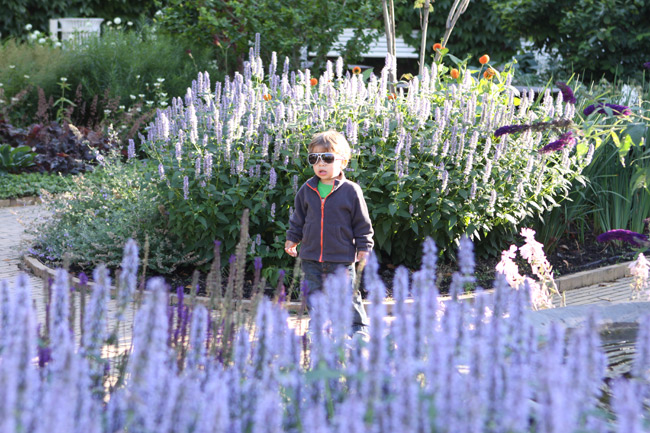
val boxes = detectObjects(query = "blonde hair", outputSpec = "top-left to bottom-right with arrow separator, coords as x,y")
308,130 -> 351,161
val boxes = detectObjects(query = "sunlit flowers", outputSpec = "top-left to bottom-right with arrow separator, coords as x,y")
352,66 -> 362,75
483,68 -> 496,79
310,77 -> 318,86
432,43 -> 443,51
263,94 -> 272,101
479,54 -> 490,65
450,68 -> 460,79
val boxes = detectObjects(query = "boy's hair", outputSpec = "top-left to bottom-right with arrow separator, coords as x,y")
308,130 -> 351,161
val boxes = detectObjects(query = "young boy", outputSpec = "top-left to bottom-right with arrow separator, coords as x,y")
284,130 -> 374,335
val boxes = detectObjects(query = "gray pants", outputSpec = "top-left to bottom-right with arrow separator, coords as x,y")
301,259 -> 369,333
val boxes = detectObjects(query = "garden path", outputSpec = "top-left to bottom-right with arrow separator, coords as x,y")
0,204 -> 640,351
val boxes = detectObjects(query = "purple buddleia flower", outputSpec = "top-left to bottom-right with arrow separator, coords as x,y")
494,124 -> 530,137
269,167 -> 277,190
183,175 -> 189,200
555,82 -> 577,104
596,229 -> 650,247
644,62 -> 650,69
538,131 -> 576,153
584,103 -> 632,116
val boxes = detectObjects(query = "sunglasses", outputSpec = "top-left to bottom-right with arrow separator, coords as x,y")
308,152 -> 341,165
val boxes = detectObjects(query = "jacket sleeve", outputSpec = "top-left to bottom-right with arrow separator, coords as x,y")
351,185 -> 374,251
286,186 -> 306,243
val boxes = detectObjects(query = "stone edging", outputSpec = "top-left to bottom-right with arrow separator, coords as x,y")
24,254 -> 633,316
555,261 -> 632,292
0,196 -> 43,208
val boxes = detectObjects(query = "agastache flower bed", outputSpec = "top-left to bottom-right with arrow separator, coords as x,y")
141,39 -> 597,276
2,238 -> 650,432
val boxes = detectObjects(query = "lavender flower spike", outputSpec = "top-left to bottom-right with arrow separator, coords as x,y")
584,103 -> 632,116
555,81 -> 577,104
644,62 -> 650,69
597,229 -> 650,247
538,131 -> 577,153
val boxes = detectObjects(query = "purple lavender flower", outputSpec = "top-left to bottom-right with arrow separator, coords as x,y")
584,103 -> 632,116
158,163 -> 165,179
644,62 -> 650,69
183,176 -> 189,200
269,167 -> 277,190
127,139 -> 136,160
555,82 -> 577,104
596,229 -> 650,247
538,131 -> 577,153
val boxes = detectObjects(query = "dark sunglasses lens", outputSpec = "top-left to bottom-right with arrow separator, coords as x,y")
321,153 -> 335,163
308,154 -> 319,165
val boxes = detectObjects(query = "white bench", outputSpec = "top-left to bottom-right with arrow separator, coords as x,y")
49,18 -> 104,43
323,28 -> 419,59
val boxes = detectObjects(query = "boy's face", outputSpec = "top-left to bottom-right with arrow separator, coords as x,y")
309,145 -> 347,185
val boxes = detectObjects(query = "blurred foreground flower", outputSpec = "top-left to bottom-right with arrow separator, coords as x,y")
584,103 -> 631,116
629,253 -> 650,300
644,62 -> 650,69
596,229 -> 650,247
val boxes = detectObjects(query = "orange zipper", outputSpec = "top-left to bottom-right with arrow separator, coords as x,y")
307,182 -> 335,262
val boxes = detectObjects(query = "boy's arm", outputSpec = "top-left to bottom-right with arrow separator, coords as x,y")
351,185 -> 374,254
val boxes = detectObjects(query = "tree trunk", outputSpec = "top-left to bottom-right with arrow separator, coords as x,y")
381,0 -> 397,85
419,0 -> 432,77
435,0 -> 470,63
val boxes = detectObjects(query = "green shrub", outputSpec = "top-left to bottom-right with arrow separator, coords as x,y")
492,0 -> 650,81
0,144 -> 35,173
30,156 -> 203,274
0,0 -> 157,41
141,48 -> 605,283
0,26 -> 218,131
533,79 -> 650,249
395,0 -> 521,65
153,0 -> 381,74
0,171 -> 72,199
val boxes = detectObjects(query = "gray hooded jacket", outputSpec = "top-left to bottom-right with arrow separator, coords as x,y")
286,173 -> 374,263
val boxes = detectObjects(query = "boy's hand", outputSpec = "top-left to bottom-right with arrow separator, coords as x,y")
284,240 -> 299,257
356,250 -> 369,264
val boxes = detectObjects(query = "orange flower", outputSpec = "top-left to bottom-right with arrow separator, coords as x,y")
352,66 -> 362,75
263,94 -> 272,101
432,43 -> 443,51
387,93 -> 396,100
479,54 -> 490,65
483,68 -> 496,79
310,77 -> 318,86
450,68 -> 460,79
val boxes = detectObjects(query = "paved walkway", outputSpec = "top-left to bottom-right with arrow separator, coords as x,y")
0,204 -> 639,348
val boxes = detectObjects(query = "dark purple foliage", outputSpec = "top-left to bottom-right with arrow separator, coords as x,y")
584,103 -> 632,116
556,81 -> 577,104
539,131 -> 577,153
596,229 -> 650,247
